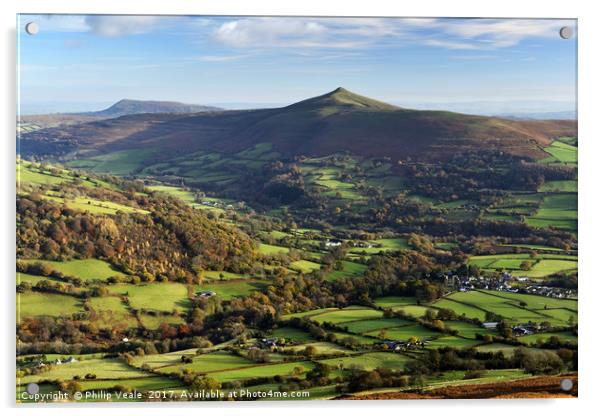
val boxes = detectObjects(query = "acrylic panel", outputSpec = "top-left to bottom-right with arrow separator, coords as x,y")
16,14 -> 577,403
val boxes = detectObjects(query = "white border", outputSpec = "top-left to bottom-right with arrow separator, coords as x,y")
2,1 -> 601,415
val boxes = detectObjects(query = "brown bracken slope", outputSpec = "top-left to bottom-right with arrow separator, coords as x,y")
337,374 -> 578,400
19,88 -> 576,162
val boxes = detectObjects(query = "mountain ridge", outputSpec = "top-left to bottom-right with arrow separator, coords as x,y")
19,88 -> 576,163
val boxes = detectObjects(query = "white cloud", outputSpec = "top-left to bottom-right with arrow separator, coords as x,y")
84,15 -> 160,37
428,19 -> 576,49
423,39 -> 481,50
214,18 -> 330,48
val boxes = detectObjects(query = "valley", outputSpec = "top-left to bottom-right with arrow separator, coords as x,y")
17,89 -> 577,402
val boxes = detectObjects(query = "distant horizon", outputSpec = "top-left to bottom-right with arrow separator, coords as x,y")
19,92 -> 576,119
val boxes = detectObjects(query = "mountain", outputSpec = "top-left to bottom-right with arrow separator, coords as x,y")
19,88 -> 576,162
82,99 -> 222,117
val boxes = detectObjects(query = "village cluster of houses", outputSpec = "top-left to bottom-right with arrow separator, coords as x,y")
448,272 -> 576,299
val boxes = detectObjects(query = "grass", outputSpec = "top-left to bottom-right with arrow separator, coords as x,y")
310,307 -> 383,324
281,308 -> 338,320
196,280 -> 267,300
373,296 -> 417,308
18,292 -> 82,321
539,180 -> 577,193
18,358 -> 151,384
158,351 -> 256,374
139,314 -> 185,330
284,342 -> 352,355
130,348 -> 199,369
526,193 -> 577,231
518,331 -> 577,345
325,261 -> 367,281
424,336 -> 483,350
446,290 -> 576,325
271,327 -> 316,343
289,260 -> 322,273
67,149 -> 156,175
203,270 -> 249,280
341,318 -> 412,334
444,321 -> 495,339
541,141 -> 577,164
210,361 -> 315,383
522,259 -> 577,278
318,352 -> 412,371
111,283 -> 190,313
391,305 -> 435,318
430,298 -> 487,321
22,258 -> 127,281
148,185 -> 198,205
475,343 -> 522,357
259,243 -> 290,255
468,253 -> 577,277
365,324 -> 441,341
87,296 -> 138,328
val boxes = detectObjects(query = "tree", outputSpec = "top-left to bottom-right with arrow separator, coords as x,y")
191,376 -> 221,392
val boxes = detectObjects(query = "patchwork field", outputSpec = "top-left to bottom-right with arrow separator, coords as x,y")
468,253 -> 577,278
22,258 -> 128,282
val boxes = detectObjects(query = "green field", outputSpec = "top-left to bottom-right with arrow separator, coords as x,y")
365,324 -> 441,341
342,318 -> 412,334
18,292 -> 83,321
431,298 -> 488,321
158,351 -> 256,374
196,280 -> 266,300
468,253 -> 577,277
539,180 -> 577,193
271,327 -> 316,343
19,358 -> 151,384
541,141 -> 577,164
289,260 -> 322,273
259,243 -> 290,255
22,258 -> 128,281
446,290 -> 576,325
444,321 -> 495,339
67,149 -> 157,175
318,352 -> 412,371
210,361 -> 315,383
148,185 -> 198,205
325,261 -> 367,281
373,296 -> 417,309
284,342 -> 352,356
526,193 -> 577,231
425,336 -> 483,350
111,283 -> 189,313
310,307 -> 384,324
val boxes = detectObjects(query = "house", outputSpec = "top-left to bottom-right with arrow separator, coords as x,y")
482,322 -> 499,330
54,359 -> 62,365
325,240 -> 342,247
196,290 -> 216,298
65,357 -> 77,363
258,338 -> 279,350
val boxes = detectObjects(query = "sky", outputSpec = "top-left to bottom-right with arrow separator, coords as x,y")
17,15 -> 577,115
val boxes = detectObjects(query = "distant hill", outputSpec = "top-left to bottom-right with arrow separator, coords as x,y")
82,99 -> 221,117
19,88 -> 576,162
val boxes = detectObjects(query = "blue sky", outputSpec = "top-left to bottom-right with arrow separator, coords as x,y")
18,15 -> 577,115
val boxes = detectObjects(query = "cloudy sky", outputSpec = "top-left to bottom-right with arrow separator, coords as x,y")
18,15 -> 577,115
